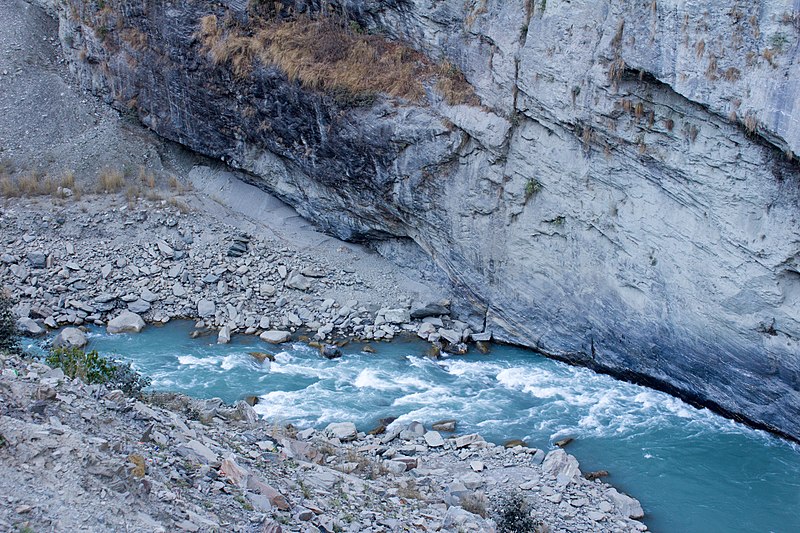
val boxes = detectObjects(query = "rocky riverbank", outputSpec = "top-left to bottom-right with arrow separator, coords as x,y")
0,193 -> 482,355
0,348 -> 647,532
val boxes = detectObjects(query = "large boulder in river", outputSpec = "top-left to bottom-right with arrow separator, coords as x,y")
107,311 -> 146,334
53,327 -> 87,349
17,317 -> 44,336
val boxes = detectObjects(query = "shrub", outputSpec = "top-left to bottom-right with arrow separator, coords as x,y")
46,347 -> 151,395
0,294 -> 20,354
494,491 -> 540,533
197,11 -> 478,105
96,167 -> 124,193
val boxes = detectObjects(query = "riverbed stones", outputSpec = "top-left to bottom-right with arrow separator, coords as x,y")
260,330 -> 291,344
107,311 -> 146,334
52,327 -> 87,348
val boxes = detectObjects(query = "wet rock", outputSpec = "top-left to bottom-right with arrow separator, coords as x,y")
320,344 -> 342,359
249,351 -> 275,363
217,325 -> 231,344
504,439 -> 527,448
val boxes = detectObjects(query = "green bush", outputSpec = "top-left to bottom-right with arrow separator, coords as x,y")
46,347 -> 151,396
0,294 -> 20,354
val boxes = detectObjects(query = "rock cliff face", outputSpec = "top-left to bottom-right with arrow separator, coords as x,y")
53,0 -> 800,439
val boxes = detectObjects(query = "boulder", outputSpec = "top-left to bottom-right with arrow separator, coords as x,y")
542,449 -> 581,487
217,325 -> 231,344
432,419 -> 457,432
324,422 -> 358,442
455,433 -> 485,449
606,488 -> 645,519
107,311 -> 146,334
16,317 -> 44,336
197,299 -> 215,318
424,431 -> 445,447
27,251 -> 46,268
320,344 -> 342,359
382,308 -> 410,324
260,330 -> 291,344
410,302 -> 450,319
176,439 -> 218,465
127,299 -> 151,314
52,327 -> 87,349
284,270 -> 312,291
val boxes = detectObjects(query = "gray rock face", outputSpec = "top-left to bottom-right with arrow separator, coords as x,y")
55,0 -> 800,438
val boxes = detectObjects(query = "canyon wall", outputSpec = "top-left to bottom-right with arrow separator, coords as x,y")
54,0 -> 800,438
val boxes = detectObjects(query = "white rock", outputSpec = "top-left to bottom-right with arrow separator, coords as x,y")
218,325 -> 231,344
542,449 -> 581,487
324,422 -> 358,442
259,330 -> 291,344
424,431 -> 445,447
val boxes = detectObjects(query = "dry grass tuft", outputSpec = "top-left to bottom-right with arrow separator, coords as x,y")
197,12 -> 478,105
96,167 -> 125,193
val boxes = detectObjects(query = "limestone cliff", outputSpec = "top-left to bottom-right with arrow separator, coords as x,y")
53,0 -> 800,439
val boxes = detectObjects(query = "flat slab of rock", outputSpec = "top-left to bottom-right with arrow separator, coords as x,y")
260,330 -> 291,344
107,311 -> 146,334
176,439 -> 218,465
424,431 -> 445,447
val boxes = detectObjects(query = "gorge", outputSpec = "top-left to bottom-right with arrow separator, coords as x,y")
49,0 -> 800,441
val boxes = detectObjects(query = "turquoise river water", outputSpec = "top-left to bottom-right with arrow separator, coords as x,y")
33,322 -> 800,532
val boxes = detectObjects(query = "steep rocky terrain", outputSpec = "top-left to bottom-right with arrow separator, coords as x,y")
0,350 -> 647,532
46,0 -> 800,439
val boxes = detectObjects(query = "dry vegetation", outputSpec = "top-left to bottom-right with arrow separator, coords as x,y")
0,166 -> 82,200
197,12 -> 478,105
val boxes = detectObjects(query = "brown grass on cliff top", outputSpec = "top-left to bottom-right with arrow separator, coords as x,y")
197,13 -> 477,105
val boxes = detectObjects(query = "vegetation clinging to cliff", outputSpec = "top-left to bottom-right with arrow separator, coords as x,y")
197,11 -> 478,106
